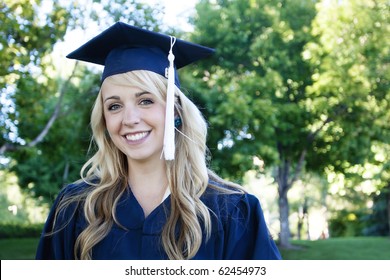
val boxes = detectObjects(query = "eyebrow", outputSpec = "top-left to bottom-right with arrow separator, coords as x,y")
135,91 -> 152,98
103,91 -> 151,103
104,95 -> 120,103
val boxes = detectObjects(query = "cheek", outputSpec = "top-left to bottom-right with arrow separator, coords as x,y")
104,113 -> 120,132
151,107 -> 166,129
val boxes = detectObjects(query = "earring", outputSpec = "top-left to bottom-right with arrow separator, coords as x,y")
174,117 -> 182,128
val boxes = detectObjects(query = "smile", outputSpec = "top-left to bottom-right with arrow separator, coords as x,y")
125,131 -> 149,141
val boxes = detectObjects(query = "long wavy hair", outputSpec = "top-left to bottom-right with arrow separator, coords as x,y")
53,70 -> 242,260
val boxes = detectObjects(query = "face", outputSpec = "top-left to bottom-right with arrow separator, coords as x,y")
101,77 -> 166,164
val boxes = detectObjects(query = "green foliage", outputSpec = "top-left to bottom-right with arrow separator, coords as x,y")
190,0 -> 317,180
189,0 -> 389,246
0,0 -> 70,77
10,68 -> 100,201
189,0 -> 319,247
0,170 -> 48,223
305,0 -> 390,171
190,0 -> 389,181
0,222 -> 43,238
0,0 -> 71,145
362,188 -> 390,236
328,209 -> 368,237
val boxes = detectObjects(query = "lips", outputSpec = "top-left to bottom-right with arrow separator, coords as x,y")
124,131 -> 149,141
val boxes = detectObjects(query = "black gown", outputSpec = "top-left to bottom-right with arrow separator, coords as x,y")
36,181 -> 281,260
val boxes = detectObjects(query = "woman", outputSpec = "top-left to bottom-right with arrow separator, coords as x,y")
36,22 -> 281,260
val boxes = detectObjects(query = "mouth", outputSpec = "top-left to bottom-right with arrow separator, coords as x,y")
124,131 -> 150,142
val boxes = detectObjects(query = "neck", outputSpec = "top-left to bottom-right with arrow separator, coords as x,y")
127,158 -> 169,217
128,158 -> 167,187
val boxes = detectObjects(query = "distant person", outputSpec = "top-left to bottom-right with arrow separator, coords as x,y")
35,22 -> 281,260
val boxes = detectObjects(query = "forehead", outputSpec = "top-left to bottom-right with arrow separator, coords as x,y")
100,75 -> 164,103
101,79 -> 142,97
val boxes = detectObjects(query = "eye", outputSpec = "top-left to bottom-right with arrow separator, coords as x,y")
108,103 -> 122,111
139,98 -> 154,106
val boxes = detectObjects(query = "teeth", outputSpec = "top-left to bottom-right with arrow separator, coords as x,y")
125,132 -> 148,141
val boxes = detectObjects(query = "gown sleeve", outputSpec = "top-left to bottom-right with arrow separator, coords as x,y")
35,186 -> 80,260
223,193 -> 281,260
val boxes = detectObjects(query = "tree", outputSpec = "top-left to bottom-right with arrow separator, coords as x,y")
190,0 -> 389,247
0,0 -> 71,154
305,0 -> 390,236
190,0 -> 317,247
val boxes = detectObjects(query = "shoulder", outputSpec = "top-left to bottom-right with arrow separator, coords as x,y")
205,179 -> 259,202
202,180 -> 261,220
50,180 -> 97,226
51,180 -> 94,218
57,180 -> 94,200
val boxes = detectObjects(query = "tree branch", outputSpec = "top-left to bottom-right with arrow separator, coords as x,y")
0,143 -> 16,155
307,116 -> 332,143
0,62 -> 79,155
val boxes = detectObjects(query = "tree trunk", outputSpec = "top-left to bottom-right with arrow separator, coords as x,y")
297,214 -> 303,240
277,159 -> 292,248
276,148 -> 307,248
278,189 -> 291,247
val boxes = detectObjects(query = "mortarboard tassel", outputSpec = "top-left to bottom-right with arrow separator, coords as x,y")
163,36 -> 177,160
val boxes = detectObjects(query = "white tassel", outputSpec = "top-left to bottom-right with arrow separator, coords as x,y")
163,36 -> 176,160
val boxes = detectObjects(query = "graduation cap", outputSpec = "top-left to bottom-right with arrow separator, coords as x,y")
66,22 -> 215,161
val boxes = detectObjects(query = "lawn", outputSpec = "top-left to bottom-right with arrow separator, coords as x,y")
0,238 -> 40,260
279,237 -> 390,260
1,237 -> 389,259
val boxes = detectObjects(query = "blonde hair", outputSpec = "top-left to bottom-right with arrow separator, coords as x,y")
53,70 -> 242,259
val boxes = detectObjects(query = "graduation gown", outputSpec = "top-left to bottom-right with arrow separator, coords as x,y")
36,181 -> 281,260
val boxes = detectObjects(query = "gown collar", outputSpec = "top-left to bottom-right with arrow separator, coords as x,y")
114,187 -> 171,235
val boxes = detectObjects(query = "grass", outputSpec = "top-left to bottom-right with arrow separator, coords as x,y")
0,238 -> 40,260
279,237 -> 390,260
1,237 -> 389,260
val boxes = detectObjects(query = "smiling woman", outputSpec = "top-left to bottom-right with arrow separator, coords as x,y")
101,73 -> 166,164
35,22 -> 281,260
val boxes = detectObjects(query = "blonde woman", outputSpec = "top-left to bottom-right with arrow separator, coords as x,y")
36,22 -> 281,260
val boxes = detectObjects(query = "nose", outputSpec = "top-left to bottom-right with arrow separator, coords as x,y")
122,106 -> 141,126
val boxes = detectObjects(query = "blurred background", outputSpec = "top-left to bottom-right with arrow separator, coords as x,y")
0,0 -> 389,259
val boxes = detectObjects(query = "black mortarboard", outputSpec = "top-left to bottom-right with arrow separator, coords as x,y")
66,22 -> 215,87
66,22 -> 215,161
